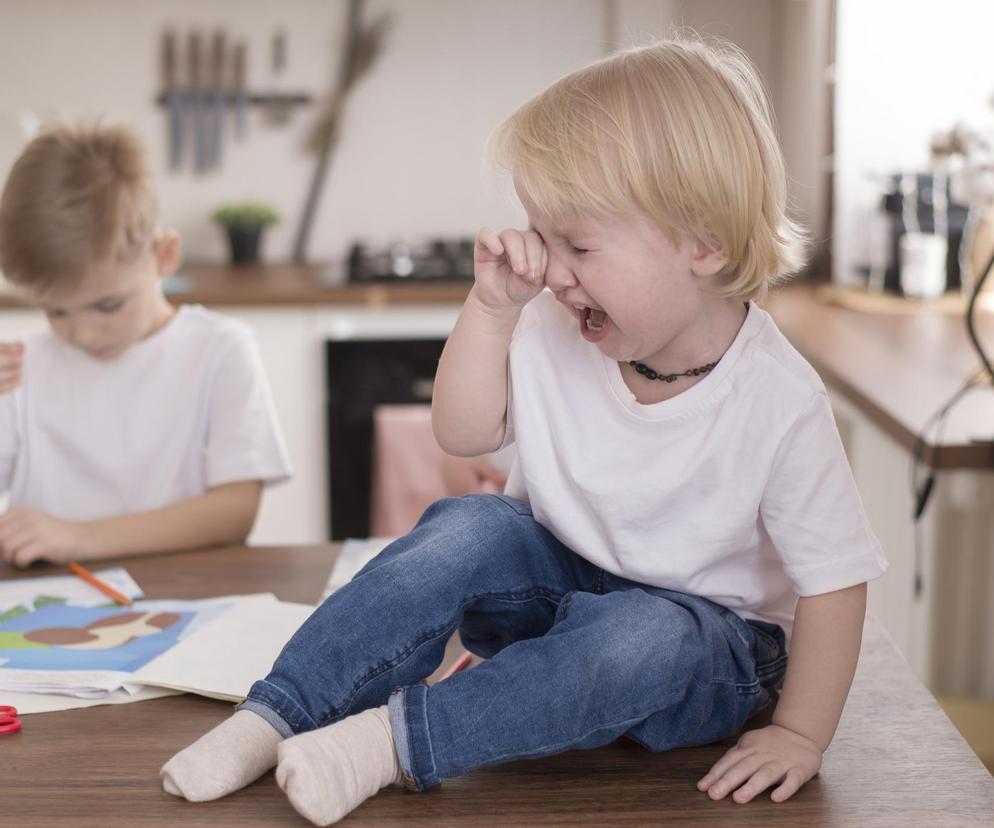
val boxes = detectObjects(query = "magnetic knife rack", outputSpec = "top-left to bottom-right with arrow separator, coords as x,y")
156,29 -> 314,173
154,92 -> 312,106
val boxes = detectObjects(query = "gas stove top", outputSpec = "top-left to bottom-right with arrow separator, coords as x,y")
347,238 -> 475,283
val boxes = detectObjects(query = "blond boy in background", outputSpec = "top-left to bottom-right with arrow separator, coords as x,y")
0,122 -> 290,567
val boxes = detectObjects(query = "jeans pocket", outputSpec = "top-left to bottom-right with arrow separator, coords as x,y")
714,608 -> 787,693
747,621 -> 788,688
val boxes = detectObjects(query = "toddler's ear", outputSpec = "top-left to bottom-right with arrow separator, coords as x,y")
154,231 -> 182,278
690,238 -> 727,279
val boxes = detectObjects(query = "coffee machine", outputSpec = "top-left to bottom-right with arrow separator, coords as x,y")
875,172 -> 969,295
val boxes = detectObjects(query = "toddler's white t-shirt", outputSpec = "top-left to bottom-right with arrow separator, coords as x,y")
502,291 -> 887,637
0,305 -> 291,520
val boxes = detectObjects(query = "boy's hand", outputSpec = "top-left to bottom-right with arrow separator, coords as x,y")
0,508 -> 86,567
0,342 -> 24,394
473,227 -> 547,312
697,723 -> 822,804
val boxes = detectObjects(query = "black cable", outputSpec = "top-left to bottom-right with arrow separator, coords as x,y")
907,242 -> 994,599
909,375 -> 978,598
965,247 -> 994,388
910,378 -> 975,516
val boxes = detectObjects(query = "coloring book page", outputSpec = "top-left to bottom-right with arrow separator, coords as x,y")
0,596 -> 237,697
0,567 -> 144,617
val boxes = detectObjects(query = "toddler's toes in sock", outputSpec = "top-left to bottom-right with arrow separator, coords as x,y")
161,709 -> 282,801
276,705 -> 402,826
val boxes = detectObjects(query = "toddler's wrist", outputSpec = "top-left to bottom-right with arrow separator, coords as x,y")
769,719 -> 826,753
467,286 -> 526,327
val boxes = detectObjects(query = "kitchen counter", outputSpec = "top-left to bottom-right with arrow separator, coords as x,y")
765,283 -> 994,469
0,262 -> 474,308
2,265 -> 991,469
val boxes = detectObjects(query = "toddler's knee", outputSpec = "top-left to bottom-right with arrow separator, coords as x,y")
368,495 -> 512,571
565,590 -> 703,679
416,493 -> 528,536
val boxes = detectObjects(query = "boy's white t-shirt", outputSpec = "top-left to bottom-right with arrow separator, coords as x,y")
502,290 -> 887,638
0,304 -> 291,520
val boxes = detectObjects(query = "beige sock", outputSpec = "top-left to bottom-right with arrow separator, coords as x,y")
276,705 -> 403,826
160,709 -> 282,801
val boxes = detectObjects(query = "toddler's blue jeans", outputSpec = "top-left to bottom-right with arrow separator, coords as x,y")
241,495 -> 788,791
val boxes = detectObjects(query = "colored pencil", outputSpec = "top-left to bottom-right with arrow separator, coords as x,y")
68,562 -> 134,607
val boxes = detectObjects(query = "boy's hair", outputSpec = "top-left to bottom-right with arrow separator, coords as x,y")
0,121 -> 159,292
491,35 -> 805,301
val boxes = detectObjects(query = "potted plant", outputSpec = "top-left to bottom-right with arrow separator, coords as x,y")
212,202 -> 280,265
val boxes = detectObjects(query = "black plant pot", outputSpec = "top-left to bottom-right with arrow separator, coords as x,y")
226,225 -> 264,265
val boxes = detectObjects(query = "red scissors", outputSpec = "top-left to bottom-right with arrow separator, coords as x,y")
0,705 -> 23,734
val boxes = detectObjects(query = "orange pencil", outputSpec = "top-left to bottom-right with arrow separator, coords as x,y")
68,562 -> 134,607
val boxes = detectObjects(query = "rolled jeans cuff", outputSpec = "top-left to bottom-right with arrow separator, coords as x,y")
237,699 -> 295,739
388,683 -> 437,791
238,678 -> 320,737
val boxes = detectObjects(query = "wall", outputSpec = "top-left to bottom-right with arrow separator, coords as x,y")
0,0 -> 606,265
770,0 -> 832,263
834,0 -> 994,284
0,0 -> 831,269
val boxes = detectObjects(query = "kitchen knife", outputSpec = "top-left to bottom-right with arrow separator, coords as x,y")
233,41 -> 248,140
188,31 -> 207,173
208,30 -> 227,169
265,28 -> 291,125
162,30 -> 183,171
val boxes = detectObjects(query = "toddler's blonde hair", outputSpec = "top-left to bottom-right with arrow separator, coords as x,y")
491,35 -> 805,301
0,121 -> 159,292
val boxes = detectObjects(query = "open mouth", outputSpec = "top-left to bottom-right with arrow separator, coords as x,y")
571,304 -> 607,330
571,304 -> 610,342
584,308 -> 607,331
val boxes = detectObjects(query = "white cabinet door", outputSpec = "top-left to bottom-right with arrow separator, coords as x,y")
223,307 -> 327,545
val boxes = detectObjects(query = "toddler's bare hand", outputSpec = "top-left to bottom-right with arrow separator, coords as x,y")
697,723 -> 822,804
473,227 -> 548,312
0,342 -> 24,394
0,508 -> 84,567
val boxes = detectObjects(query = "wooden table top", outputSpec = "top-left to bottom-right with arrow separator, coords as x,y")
3,544 -> 992,826
766,283 -> 994,469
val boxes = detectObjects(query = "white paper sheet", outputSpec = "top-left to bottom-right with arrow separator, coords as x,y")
130,594 -> 316,702
0,668 -> 133,697
0,567 -> 144,615
5,683 -> 181,715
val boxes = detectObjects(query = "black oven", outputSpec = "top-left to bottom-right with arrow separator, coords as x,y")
325,337 -> 447,540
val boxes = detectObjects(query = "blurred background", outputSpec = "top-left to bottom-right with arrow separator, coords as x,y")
0,0 -> 992,775
0,0 -> 834,268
